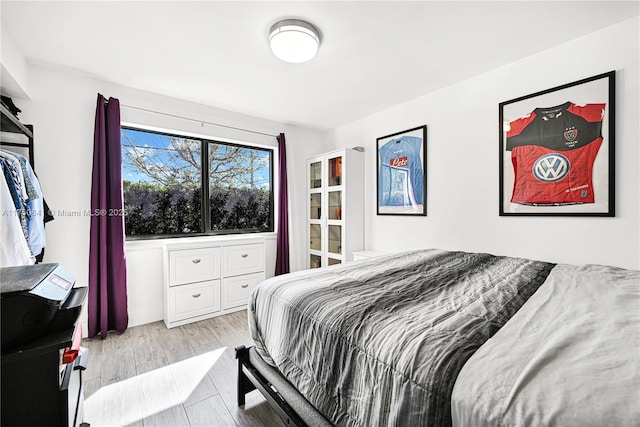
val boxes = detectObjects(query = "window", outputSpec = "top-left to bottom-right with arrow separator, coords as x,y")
122,127 -> 273,238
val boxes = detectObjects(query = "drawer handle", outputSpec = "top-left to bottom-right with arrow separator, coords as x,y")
241,254 -> 249,258
192,259 -> 201,264
192,293 -> 201,298
241,284 -> 249,289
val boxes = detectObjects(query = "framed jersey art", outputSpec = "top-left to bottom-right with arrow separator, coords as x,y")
499,71 -> 615,216
377,125 -> 427,216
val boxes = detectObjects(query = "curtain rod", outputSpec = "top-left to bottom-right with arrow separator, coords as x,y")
119,104 -> 278,138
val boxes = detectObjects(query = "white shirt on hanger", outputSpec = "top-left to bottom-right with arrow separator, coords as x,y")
1,174 -> 35,266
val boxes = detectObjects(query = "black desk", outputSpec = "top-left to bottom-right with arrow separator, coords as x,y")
1,323 -> 87,426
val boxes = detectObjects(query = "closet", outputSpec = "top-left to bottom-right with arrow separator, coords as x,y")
1,99 -> 48,267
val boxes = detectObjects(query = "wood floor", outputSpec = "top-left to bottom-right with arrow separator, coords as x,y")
82,310 -> 285,427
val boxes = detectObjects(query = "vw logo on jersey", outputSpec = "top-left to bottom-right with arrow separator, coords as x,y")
532,153 -> 570,182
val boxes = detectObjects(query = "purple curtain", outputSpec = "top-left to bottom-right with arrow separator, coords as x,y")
275,133 -> 290,275
88,94 -> 128,338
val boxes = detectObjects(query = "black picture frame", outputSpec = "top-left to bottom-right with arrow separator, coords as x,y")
376,125 -> 427,216
499,71 -> 615,216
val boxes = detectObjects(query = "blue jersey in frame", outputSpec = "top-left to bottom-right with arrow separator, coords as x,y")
378,136 -> 424,208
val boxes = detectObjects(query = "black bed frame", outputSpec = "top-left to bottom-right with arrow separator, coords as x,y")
236,345 -> 308,426
236,345 -> 337,427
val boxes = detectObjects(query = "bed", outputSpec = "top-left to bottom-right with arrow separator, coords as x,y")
235,249 -> 640,427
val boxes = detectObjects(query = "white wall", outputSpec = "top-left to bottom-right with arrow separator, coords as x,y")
18,64 -> 327,327
327,17 -> 640,270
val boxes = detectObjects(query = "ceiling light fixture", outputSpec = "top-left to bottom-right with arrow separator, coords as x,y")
269,19 -> 321,63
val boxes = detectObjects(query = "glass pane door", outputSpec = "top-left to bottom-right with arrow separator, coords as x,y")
328,225 -> 342,255
328,257 -> 341,266
310,193 -> 322,220
310,161 -> 322,189
310,254 -> 322,269
327,156 -> 342,187
310,224 -> 322,251
328,191 -> 341,220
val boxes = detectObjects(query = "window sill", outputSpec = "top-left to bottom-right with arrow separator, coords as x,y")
125,232 -> 277,251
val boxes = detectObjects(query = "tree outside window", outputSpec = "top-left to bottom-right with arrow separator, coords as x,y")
122,127 -> 273,238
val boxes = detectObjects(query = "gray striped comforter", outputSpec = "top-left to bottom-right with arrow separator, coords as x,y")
248,249 -> 555,427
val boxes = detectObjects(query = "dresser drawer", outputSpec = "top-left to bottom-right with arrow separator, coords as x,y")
222,243 -> 265,277
169,247 -> 221,285
168,280 -> 220,322
222,272 -> 265,310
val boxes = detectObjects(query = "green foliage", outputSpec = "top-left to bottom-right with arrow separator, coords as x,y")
124,181 -> 271,236
210,187 -> 271,231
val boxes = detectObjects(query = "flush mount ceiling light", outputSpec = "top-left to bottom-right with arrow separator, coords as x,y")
269,19 -> 321,63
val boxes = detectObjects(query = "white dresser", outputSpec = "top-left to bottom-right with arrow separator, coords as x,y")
163,238 -> 265,328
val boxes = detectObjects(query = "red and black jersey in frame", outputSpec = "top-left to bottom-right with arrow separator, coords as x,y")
506,101 -> 605,206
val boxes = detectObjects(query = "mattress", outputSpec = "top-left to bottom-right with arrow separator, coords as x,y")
248,249 -> 555,426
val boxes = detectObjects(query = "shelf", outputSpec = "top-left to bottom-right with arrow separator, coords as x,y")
0,103 -> 33,138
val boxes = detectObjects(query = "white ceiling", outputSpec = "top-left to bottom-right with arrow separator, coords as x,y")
1,1 -> 638,131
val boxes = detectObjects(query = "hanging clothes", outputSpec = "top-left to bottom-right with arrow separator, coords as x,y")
1,173 -> 34,266
6,151 -> 47,256
6,150 -> 38,201
0,151 -> 29,241
0,149 -> 48,266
